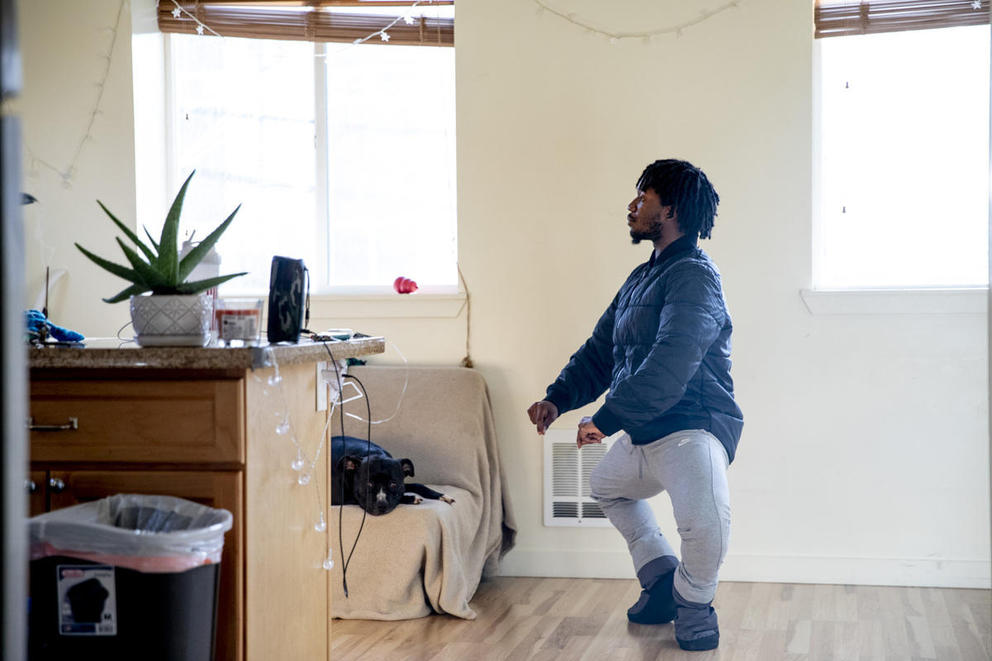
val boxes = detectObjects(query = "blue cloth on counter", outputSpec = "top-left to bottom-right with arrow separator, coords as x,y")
26,309 -> 84,343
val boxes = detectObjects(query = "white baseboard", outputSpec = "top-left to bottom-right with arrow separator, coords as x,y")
498,549 -> 992,589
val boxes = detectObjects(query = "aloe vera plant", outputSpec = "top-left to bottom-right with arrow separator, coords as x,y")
76,171 -> 247,303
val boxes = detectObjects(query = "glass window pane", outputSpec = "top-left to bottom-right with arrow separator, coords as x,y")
167,33 -> 457,293
170,35 -> 317,294
324,44 -> 457,288
816,25 -> 989,289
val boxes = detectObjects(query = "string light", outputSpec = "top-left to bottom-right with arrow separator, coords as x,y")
254,348 -> 332,567
167,0 -> 443,63
351,0 -> 437,47
28,1 -> 443,188
169,0 -> 438,48
168,0 -> 223,38
255,346 -> 374,571
532,0 -> 743,43
26,0 -> 126,189
291,449 -> 305,472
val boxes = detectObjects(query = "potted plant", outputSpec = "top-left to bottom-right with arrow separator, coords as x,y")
75,171 -> 247,347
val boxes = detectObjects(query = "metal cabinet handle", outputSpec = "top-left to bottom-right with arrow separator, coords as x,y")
48,478 -> 66,493
26,479 -> 37,494
28,417 -> 78,432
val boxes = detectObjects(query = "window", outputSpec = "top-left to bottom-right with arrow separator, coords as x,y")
324,43 -> 456,290
814,7 -> 989,290
162,4 -> 456,295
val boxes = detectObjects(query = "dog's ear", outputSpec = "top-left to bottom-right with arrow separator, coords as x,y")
338,455 -> 362,473
400,458 -> 415,478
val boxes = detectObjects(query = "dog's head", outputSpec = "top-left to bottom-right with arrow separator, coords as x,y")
338,454 -> 415,515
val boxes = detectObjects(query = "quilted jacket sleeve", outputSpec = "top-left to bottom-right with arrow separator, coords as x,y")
591,262 -> 725,435
542,292 -> 618,416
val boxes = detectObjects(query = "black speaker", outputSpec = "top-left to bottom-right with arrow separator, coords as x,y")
266,256 -> 307,343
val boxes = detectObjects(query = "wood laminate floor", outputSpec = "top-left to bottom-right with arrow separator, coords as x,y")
330,578 -> 991,661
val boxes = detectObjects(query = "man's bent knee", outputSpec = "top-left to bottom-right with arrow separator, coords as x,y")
589,467 -> 609,501
589,463 -> 623,501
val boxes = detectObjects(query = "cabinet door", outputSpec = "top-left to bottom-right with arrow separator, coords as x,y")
48,470 -> 243,661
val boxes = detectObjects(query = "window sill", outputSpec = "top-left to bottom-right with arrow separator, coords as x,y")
800,288 -> 988,316
308,292 -> 467,319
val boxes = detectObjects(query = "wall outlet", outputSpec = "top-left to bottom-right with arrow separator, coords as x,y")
316,361 -> 328,411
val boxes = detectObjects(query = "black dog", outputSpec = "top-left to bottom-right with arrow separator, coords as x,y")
331,436 -> 455,516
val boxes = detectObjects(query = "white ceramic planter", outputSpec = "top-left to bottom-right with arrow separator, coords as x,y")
130,293 -> 212,347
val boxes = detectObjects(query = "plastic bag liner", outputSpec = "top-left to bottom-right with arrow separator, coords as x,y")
29,494 -> 233,573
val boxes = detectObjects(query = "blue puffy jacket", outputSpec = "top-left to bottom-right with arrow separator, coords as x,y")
544,237 -> 743,463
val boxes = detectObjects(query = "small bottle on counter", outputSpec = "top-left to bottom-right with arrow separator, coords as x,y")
180,239 -> 221,342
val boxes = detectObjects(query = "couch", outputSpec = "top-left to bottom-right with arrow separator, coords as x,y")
329,365 -> 516,620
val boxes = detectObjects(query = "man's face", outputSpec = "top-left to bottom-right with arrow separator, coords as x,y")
627,188 -> 670,244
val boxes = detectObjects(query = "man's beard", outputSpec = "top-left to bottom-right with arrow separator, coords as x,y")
630,220 -> 663,244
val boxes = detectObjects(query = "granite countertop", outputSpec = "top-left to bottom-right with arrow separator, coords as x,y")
28,336 -> 386,372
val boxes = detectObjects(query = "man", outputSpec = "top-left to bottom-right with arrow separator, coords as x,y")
527,159 -> 742,652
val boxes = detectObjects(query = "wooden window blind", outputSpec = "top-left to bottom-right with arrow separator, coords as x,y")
158,1 -> 454,46
815,0 -> 990,38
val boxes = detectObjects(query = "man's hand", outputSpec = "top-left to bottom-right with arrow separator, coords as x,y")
577,416 -> 605,448
527,400 -> 559,435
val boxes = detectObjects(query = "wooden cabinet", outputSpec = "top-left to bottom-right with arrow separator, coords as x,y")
29,361 -> 334,661
30,379 -> 244,465
30,468 -> 244,659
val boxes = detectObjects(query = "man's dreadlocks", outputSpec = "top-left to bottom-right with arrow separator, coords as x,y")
636,159 -> 720,240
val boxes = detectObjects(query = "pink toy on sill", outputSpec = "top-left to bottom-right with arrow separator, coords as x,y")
393,276 -> 418,294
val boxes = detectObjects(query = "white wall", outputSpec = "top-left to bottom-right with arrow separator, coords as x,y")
16,0 -> 135,337
16,0 -> 990,588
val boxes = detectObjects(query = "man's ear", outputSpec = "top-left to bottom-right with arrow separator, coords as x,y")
400,459 -> 415,478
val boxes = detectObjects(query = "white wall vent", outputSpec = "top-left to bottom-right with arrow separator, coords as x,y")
543,429 -> 616,527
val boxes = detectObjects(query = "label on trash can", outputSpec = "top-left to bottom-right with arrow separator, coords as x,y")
56,565 -> 117,636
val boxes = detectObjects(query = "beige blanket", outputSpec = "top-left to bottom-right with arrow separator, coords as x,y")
330,366 -> 516,620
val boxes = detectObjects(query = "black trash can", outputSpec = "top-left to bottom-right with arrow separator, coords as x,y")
28,494 -> 232,661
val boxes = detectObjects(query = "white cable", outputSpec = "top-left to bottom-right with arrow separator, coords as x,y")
116,320 -> 136,345
343,340 -> 409,425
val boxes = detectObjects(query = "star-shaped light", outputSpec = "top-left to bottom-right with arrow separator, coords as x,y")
171,6 -> 182,18
196,24 -> 205,35
971,0 -> 981,9
380,30 -> 390,42
403,13 -> 415,25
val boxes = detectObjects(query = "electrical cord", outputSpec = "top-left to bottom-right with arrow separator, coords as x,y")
115,320 -> 136,346
304,331 -> 410,427
324,342 -> 372,599
343,340 -> 409,426
303,265 -> 311,333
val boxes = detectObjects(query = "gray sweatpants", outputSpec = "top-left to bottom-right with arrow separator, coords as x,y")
589,429 -> 731,605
